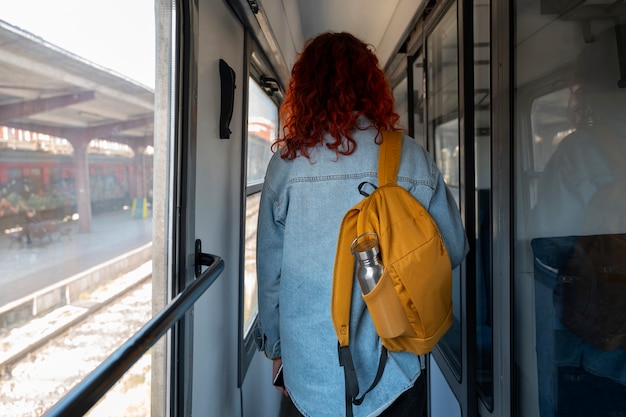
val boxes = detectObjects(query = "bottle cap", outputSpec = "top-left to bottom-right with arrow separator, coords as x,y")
351,232 -> 380,261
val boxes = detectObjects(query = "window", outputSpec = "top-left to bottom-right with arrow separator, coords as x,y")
412,51 -> 426,148
393,76 -> 410,133
514,4 -> 626,416
427,3 -> 462,376
242,78 -> 277,337
0,2 -> 156,415
239,65 -> 280,385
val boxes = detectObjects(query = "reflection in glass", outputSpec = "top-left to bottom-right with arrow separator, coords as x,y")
412,52 -> 426,148
243,193 -> 261,335
515,5 -> 626,416
393,77 -> 409,133
427,3 -> 461,377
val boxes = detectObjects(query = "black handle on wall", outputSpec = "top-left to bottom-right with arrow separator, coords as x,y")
195,239 -> 217,278
219,59 -> 236,139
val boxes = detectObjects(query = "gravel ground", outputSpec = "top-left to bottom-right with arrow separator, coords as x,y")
0,278 -> 152,417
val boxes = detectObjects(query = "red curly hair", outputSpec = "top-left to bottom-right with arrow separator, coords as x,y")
274,32 -> 400,160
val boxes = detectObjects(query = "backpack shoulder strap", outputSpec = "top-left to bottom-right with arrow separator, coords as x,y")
332,130 -> 404,417
378,130 -> 403,187
332,208 -> 358,348
331,130 -> 403,349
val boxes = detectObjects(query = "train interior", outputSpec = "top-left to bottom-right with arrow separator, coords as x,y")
0,0 -> 625,416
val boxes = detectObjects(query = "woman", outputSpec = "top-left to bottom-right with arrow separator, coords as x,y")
255,32 -> 468,417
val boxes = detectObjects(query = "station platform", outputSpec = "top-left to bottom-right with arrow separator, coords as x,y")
0,208 -> 153,309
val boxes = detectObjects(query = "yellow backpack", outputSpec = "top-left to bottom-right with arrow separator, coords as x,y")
331,130 -> 452,414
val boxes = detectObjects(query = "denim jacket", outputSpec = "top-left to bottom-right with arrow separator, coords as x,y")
255,123 -> 469,417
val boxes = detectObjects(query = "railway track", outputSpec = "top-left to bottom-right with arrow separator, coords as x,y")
0,263 -> 152,417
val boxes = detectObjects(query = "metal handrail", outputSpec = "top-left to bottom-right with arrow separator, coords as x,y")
43,255 -> 225,417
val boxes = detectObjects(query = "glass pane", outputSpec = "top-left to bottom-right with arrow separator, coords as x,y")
1,265 -> 154,415
474,0 -> 493,408
243,192 -> 261,335
515,4 -> 626,416
427,3 -> 461,376
243,78 -> 277,336
428,6 -> 460,205
412,52 -> 426,148
247,79 -> 277,185
0,1 -> 156,415
85,348 -> 155,417
393,76 -> 409,133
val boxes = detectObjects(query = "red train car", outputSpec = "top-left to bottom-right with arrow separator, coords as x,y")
0,134 -> 153,231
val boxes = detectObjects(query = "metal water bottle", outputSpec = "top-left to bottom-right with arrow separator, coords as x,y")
351,232 -> 384,294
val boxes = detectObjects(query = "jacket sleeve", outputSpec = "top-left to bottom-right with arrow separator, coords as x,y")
428,171 -> 469,269
402,136 -> 469,268
254,178 -> 284,359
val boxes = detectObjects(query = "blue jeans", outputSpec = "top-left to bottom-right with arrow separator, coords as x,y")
531,237 -> 626,417
280,373 -> 426,417
378,372 -> 426,417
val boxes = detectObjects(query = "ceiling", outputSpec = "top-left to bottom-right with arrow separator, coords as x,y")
296,0 -> 401,51
239,0 -> 419,84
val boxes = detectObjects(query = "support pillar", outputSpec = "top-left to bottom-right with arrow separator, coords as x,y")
133,146 -> 146,199
72,138 -> 92,233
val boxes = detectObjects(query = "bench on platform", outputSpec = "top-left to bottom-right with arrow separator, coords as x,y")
27,220 -> 58,243
4,227 -> 25,248
27,220 -> 73,243
4,219 -> 73,248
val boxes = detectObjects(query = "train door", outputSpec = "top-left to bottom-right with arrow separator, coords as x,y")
157,0 -> 271,415
180,1 -> 290,415
172,0 -> 250,414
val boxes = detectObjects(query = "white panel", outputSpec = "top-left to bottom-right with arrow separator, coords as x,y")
377,0 -> 424,66
297,0 -> 396,47
293,0 -> 424,67
283,0 -> 304,50
259,0 -> 427,69
263,0 -> 302,70
192,0 -> 245,415
242,353 -> 282,417
430,355 -> 462,417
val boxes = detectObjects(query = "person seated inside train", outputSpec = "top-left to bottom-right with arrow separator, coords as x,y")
528,27 -> 626,417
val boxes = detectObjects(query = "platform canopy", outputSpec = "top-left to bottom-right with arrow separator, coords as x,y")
0,20 -> 154,149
